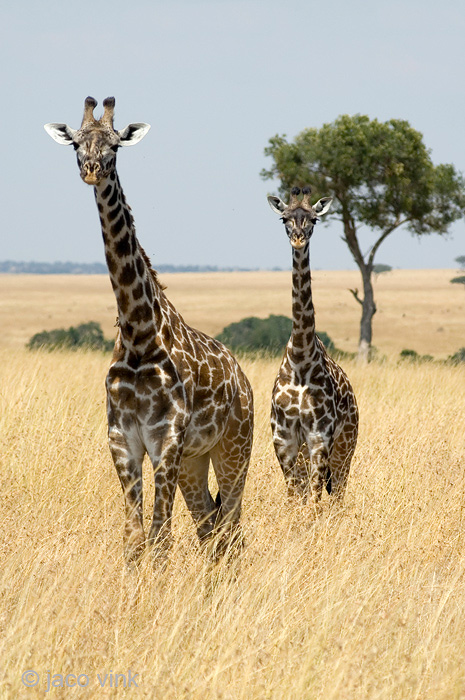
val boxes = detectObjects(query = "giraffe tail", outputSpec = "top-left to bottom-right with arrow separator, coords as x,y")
325,467 -> 332,495
213,491 -> 222,525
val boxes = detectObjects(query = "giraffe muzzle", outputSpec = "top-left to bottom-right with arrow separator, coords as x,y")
81,163 -> 103,185
83,173 -> 100,185
290,233 -> 306,249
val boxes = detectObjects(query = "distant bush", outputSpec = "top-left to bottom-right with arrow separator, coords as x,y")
450,276 -> 465,288
400,347 -> 465,365
216,315 -> 291,355
448,348 -> 465,365
373,263 -> 392,276
216,315 -> 338,357
27,321 -> 114,352
399,349 -> 434,363
400,349 -> 419,360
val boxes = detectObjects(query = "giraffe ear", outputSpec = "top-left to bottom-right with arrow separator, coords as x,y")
118,123 -> 151,146
314,197 -> 333,217
44,123 -> 76,145
267,195 -> 287,215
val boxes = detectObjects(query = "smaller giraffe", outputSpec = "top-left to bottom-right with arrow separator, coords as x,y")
268,186 -> 358,504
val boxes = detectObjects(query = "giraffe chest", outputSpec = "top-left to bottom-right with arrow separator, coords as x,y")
105,357 -> 235,457
272,367 -> 339,436
106,360 -> 188,431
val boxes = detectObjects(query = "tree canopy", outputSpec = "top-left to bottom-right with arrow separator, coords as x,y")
373,264 -> 392,276
261,115 -> 465,241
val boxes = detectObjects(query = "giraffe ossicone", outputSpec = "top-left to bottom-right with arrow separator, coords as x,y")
45,97 -> 254,565
268,186 -> 358,505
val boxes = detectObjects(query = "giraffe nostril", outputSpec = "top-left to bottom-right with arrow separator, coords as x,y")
81,162 -> 102,185
85,162 -> 100,174
290,232 -> 306,248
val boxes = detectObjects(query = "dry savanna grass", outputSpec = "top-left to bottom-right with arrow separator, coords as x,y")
0,272 -> 464,698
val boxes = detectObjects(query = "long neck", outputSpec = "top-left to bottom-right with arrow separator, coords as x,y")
94,171 -> 163,354
289,243 -> 319,361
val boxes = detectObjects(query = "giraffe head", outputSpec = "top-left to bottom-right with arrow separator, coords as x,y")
44,97 -> 150,185
267,186 -> 332,249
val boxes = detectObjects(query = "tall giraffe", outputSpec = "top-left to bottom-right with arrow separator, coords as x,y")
267,186 -> 358,504
45,97 -> 253,564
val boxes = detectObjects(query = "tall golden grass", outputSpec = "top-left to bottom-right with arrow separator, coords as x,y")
1,342 -> 465,698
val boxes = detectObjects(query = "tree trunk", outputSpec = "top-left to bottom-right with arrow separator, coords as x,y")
358,265 -> 376,362
342,208 -> 379,362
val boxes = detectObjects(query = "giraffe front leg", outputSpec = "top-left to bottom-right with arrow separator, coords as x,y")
328,417 -> 358,502
307,438 -> 330,510
108,428 -> 146,566
271,410 -> 307,499
146,437 -> 184,564
328,443 -> 353,502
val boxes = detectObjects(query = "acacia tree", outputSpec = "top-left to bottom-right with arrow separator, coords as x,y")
261,114 -> 465,361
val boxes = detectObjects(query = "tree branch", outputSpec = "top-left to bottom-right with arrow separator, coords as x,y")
342,215 -> 366,271
367,218 -> 410,267
348,288 -> 364,306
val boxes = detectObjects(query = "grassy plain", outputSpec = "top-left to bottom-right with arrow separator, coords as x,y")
0,272 -> 464,699
0,268 -> 463,357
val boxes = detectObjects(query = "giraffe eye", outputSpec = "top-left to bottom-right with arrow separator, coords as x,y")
72,142 -> 80,151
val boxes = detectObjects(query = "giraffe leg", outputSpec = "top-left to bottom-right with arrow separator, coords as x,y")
208,397 -> 253,559
108,430 -> 145,566
328,430 -> 356,501
178,454 -> 218,545
210,385 -> 253,559
145,437 -> 184,562
307,438 -> 330,508
329,459 -> 350,501
209,450 -> 248,559
275,441 -> 309,499
271,411 -> 307,499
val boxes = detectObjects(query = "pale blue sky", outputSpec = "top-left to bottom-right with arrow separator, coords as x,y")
1,0 -> 464,270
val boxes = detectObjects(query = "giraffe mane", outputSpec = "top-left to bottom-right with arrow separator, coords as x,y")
138,243 -> 167,291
